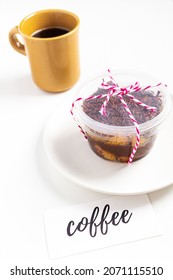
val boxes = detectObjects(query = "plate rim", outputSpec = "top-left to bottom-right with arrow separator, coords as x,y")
43,99 -> 173,195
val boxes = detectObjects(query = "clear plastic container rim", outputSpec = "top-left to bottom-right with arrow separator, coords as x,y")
74,70 -> 172,135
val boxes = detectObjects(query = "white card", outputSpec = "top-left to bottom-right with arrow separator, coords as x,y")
43,195 -> 161,259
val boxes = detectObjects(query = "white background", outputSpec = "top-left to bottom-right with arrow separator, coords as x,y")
1,0 -> 173,277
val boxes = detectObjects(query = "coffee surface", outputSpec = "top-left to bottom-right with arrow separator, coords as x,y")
32,26 -> 70,38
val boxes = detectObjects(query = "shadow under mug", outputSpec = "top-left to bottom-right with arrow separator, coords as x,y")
9,9 -> 80,93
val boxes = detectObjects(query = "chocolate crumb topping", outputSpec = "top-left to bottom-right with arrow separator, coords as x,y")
83,88 -> 163,126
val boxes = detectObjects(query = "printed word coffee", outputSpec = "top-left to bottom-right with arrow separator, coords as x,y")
67,204 -> 133,238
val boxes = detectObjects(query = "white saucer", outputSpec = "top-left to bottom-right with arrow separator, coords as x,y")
43,98 -> 173,195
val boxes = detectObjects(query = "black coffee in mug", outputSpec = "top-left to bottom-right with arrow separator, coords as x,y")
32,26 -> 70,38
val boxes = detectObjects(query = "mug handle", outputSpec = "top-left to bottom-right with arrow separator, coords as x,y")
9,26 -> 26,55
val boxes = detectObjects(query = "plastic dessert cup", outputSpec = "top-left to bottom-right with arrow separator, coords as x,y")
74,70 -> 172,163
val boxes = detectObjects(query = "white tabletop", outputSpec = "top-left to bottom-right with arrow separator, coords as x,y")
1,0 -> 173,273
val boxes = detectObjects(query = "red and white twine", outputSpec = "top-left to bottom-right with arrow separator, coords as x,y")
71,69 -> 166,163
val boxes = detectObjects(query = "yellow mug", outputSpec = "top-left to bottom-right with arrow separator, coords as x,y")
9,9 -> 80,92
